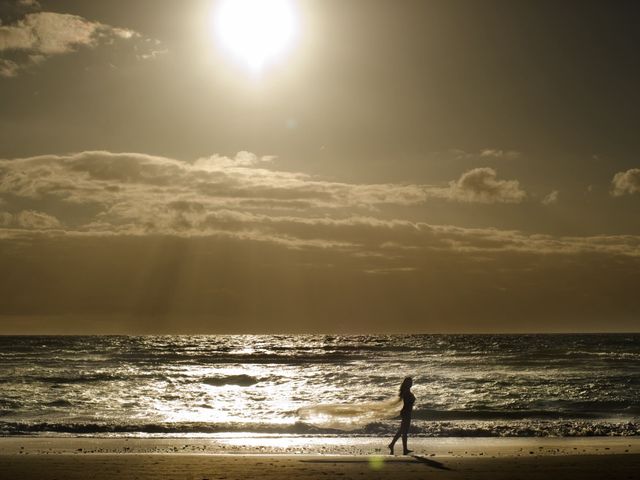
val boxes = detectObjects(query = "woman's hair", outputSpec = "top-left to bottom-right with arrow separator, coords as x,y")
399,376 -> 413,397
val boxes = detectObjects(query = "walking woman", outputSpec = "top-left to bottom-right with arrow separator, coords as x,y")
388,377 -> 415,455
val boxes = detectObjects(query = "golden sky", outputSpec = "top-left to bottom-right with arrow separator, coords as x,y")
1,0 -> 639,333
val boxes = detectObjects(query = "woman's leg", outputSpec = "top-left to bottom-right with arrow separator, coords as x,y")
388,428 -> 402,453
401,416 -> 412,454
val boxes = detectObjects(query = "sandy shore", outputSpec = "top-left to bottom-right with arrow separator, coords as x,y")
0,437 -> 638,480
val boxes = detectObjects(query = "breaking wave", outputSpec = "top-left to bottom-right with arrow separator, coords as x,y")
1,420 -> 638,437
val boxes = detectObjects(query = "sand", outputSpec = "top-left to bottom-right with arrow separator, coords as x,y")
0,437 -> 638,480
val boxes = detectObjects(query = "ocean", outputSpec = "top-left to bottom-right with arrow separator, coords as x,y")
0,334 -> 638,437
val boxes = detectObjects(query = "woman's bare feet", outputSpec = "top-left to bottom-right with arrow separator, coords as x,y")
403,449 -> 413,455
388,443 -> 394,455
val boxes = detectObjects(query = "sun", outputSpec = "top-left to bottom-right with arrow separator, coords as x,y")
213,0 -> 297,72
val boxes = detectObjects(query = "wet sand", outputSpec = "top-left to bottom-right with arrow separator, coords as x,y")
0,437 -> 638,480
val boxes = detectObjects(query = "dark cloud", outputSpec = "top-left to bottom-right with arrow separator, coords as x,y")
0,0 -> 40,23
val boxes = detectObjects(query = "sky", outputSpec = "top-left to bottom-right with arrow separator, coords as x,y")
1,0 -> 639,334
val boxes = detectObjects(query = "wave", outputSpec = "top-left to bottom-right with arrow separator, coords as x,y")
114,352 -> 365,366
202,375 -> 261,387
0,398 -> 21,410
0,421 -> 341,436
2,334 -> 639,440
34,373 -> 121,384
297,397 -> 401,430
564,350 -> 640,360
46,400 -> 74,408
410,409 -> 606,421
1,419 -> 638,437
18,372 -> 174,385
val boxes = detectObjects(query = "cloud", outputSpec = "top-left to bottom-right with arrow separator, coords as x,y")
2,150 -> 640,332
479,149 -> 521,160
448,148 -> 521,161
429,167 -> 526,204
611,168 -> 640,196
0,150 -> 429,210
542,190 -> 559,205
0,210 -> 60,229
0,57 -> 18,76
0,0 -> 40,22
18,0 -> 40,6
0,10 -> 161,77
1,150 -> 639,263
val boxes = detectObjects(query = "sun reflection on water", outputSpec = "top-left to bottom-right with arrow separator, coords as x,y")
150,363 -> 300,426
4,335 -> 638,438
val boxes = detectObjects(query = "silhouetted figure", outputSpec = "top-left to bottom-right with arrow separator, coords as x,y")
388,376 -> 415,455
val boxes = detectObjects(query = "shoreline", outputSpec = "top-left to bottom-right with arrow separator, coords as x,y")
2,435 -> 638,455
1,437 -> 639,479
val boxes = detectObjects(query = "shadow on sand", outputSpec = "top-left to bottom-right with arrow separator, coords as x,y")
410,455 -> 451,470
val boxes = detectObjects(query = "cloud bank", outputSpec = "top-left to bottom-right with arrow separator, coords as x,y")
0,150 -> 637,259
0,9 -> 160,76
1,150 -> 639,332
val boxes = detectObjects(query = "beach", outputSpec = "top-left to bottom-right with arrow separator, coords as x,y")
1,437 -> 639,480
2,335 -> 639,478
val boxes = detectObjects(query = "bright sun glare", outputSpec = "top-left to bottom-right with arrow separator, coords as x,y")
213,0 -> 297,72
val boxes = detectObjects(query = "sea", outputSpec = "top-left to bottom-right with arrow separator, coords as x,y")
0,334 -> 638,438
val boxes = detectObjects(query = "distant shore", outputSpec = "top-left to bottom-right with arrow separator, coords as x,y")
1,436 -> 639,479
